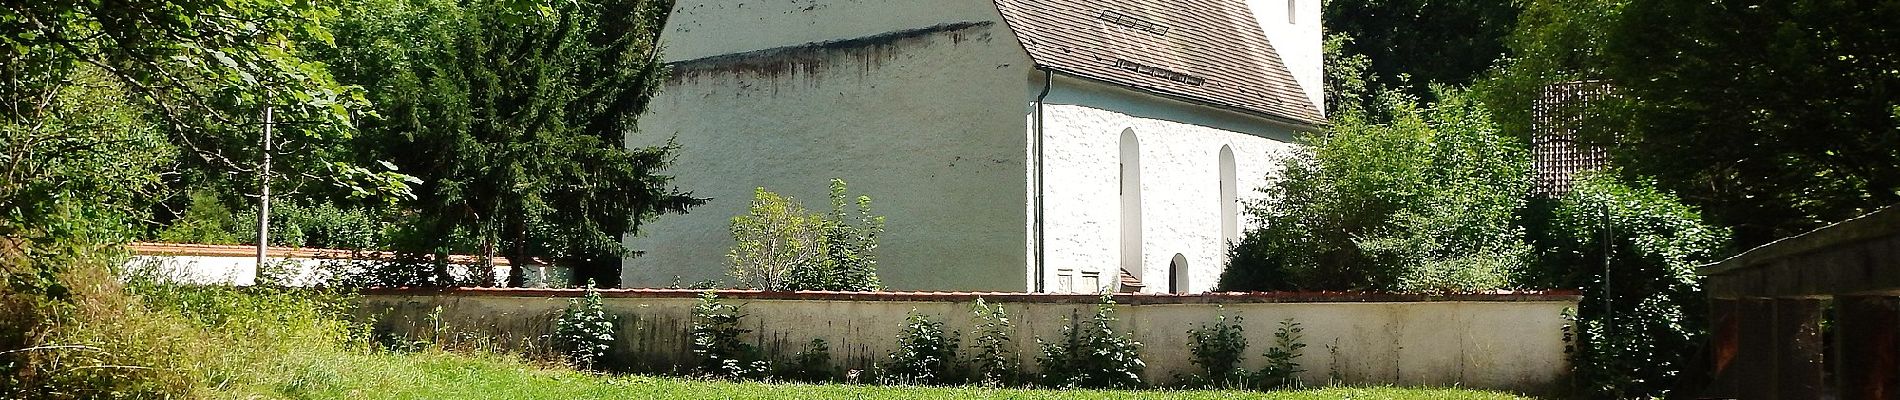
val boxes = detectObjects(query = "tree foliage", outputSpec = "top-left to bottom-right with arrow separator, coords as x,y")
1475,0 -> 1623,139
2,0 -> 414,210
1525,173 -> 1729,398
1321,33 -> 1379,117
1598,0 -> 1900,246
1322,0 -> 1520,99
317,0 -> 700,287
1484,0 -> 1900,247
1218,88 -> 1531,293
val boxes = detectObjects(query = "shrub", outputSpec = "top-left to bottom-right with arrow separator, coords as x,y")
782,338 -> 835,382
1525,173 -> 1730,398
1182,310 -> 1250,388
969,298 -> 1021,386
689,291 -> 766,379
553,282 -> 615,370
1036,294 -> 1144,389
1218,88 -> 1531,293
155,191 -> 243,245
1258,318 -> 1307,389
233,201 -> 391,250
727,179 -> 882,292
886,311 -> 960,385
806,178 -> 883,291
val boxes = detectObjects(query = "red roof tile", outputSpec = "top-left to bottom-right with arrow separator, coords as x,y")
994,0 -> 1323,126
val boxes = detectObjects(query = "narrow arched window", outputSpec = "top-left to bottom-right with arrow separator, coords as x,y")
1219,145 -> 1238,252
1120,129 -> 1143,283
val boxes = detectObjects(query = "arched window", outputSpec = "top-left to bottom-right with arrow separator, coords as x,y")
1120,129 -> 1143,282
1219,146 -> 1238,251
1169,253 -> 1190,294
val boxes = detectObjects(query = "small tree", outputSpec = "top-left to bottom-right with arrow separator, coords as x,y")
690,291 -> 765,379
810,178 -> 883,291
969,298 -> 1020,386
728,179 -> 881,292
887,311 -> 960,385
1184,310 -> 1249,388
727,188 -> 830,291
553,282 -> 615,370
1258,318 -> 1307,389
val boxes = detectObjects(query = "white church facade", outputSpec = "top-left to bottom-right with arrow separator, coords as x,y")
623,0 -> 1325,293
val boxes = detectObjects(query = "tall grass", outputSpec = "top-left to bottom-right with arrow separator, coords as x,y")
2,248 -> 372,399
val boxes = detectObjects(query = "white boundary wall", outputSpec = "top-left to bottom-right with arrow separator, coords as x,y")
363,290 -> 1575,394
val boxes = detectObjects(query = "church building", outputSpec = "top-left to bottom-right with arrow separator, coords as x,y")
624,0 -> 1325,293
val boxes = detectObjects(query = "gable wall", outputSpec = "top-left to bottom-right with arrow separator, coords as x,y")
1245,0 -> 1325,114
1034,73 -> 1303,293
625,0 -> 1038,291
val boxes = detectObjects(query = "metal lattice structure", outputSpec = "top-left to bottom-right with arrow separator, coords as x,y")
1530,81 -> 1612,197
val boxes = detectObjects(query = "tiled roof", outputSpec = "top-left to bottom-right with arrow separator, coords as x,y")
994,0 -> 1323,126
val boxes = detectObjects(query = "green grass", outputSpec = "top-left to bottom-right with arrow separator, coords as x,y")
246,349 -> 1535,400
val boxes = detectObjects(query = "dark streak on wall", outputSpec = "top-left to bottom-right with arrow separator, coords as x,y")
666,21 -> 995,85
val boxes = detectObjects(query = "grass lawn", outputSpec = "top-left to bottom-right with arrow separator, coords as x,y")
256,350 -> 1537,400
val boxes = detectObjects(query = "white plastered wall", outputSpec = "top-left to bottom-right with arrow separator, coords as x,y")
1245,0 -> 1325,114
625,0 -> 1036,290
1033,74 -> 1302,294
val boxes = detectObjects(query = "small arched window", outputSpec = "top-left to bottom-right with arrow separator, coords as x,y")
1169,254 -> 1190,294
1288,0 -> 1298,24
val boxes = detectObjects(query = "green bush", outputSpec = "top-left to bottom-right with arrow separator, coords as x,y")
235,201 -> 391,250
1218,88 -> 1531,293
1181,310 -> 1250,388
886,311 -> 960,385
1257,319 -> 1307,389
1525,173 -> 1729,398
1036,295 -> 1144,389
969,298 -> 1022,386
689,291 -> 766,379
155,191 -> 243,245
727,178 -> 881,292
781,338 -> 835,383
553,283 -> 615,370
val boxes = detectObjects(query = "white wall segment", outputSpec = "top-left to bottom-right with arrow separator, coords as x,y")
1245,0 -> 1325,114
1032,74 -> 1300,294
